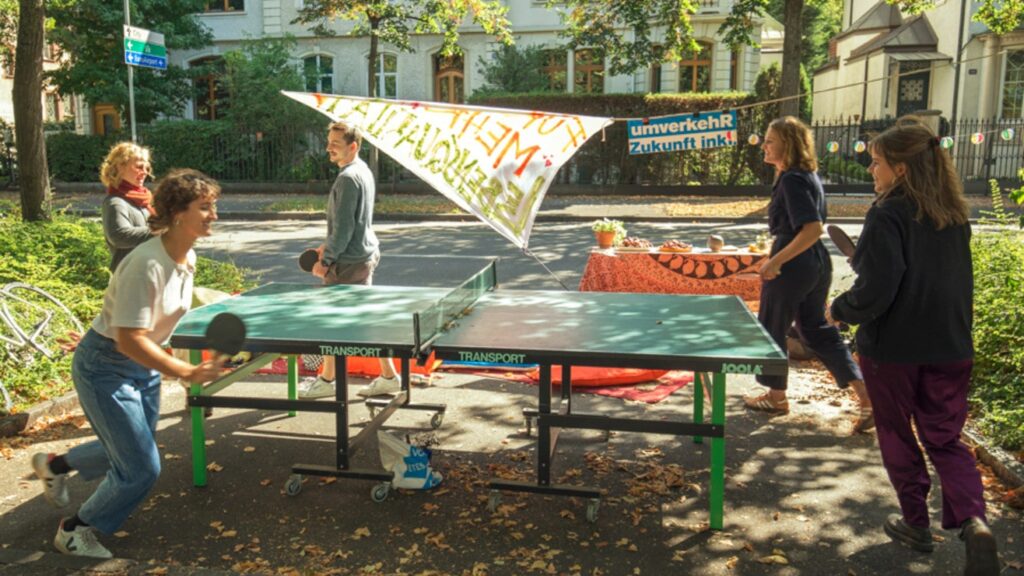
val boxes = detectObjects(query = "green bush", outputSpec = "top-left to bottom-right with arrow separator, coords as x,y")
45,131 -> 120,182
969,185 -> 1024,450
0,205 -> 254,414
820,155 -> 871,183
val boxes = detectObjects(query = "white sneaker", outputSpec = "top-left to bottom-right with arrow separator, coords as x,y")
298,376 -> 335,399
32,453 -> 69,508
54,521 -> 112,558
357,375 -> 401,397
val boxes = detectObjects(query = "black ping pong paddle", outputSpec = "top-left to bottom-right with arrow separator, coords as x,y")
205,312 -> 246,358
299,249 -> 319,272
826,224 -> 856,258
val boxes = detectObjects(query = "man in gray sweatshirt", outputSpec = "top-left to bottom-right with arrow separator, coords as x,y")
299,122 -> 402,399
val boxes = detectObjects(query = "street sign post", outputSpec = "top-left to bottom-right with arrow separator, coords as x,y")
123,25 -> 167,70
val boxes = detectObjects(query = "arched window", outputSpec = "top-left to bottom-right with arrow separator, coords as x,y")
1002,50 -> 1024,119
573,49 -> 604,94
304,54 -> 334,93
192,56 -> 228,121
679,41 -> 712,93
434,53 -> 464,103
372,53 -> 397,98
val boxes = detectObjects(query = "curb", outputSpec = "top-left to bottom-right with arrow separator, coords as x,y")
0,547 -> 236,575
65,208 -> 873,225
964,425 -> 1024,489
0,391 -> 80,438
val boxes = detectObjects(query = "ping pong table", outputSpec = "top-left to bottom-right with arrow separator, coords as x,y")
170,261 -> 787,528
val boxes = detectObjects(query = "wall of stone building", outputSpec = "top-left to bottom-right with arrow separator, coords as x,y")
167,0 -> 768,119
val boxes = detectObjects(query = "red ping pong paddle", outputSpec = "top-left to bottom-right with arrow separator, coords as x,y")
826,224 -> 856,258
205,312 -> 246,358
299,249 -> 319,272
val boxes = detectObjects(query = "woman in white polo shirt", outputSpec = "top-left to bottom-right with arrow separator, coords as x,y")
31,169 -> 225,558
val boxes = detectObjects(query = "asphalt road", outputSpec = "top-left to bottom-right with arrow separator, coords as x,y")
195,219 -> 860,292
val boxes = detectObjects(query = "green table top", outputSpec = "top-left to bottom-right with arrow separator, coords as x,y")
170,283 -> 786,375
430,290 -> 787,375
170,283 -> 447,358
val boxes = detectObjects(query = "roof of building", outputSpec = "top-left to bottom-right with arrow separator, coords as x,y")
834,0 -> 903,41
847,14 -> 948,62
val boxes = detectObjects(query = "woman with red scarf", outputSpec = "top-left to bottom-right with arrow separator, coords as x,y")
99,143 -> 155,271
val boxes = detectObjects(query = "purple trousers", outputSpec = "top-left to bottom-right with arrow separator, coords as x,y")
859,356 -> 986,530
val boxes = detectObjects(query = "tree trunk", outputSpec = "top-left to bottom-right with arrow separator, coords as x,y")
13,0 -> 50,221
366,17 -> 380,180
779,0 -> 804,118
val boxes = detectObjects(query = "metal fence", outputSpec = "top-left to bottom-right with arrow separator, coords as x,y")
811,117 -> 1024,185
17,114 -> 1024,189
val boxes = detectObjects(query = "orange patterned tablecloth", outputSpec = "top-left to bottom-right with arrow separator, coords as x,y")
578,248 -> 767,303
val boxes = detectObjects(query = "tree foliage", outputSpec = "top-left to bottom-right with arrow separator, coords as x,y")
0,0 -> 18,69
894,0 -> 1024,35
548,0 -> 702,77
295,0 -> 514,99
46,0 -> 213,123
472,42 -> 558,97
764,0 -> 842,72
221,35 -> 322,131
297,0 -> 512,56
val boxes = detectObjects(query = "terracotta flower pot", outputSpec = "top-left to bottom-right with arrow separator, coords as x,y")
595,230 -> 616,248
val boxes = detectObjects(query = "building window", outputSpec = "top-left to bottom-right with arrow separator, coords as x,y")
1002,50 -> 1024,119
542,49 -> 567,92
44,93 -> 58,122
434,53 -> 464,104
192,57 -> 228,121
62,94 -> 75,121
304,54 -> 334,94
574,49 -> 604,94
43,43 -> 56,62
205,0 -> 244,12
373,53 -> 397,98
679,41 -> 712,93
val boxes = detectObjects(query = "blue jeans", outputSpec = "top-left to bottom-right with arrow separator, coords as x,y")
65,329 -> 162,534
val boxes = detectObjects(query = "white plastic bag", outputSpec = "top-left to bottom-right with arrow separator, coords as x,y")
377,431 -> 443,490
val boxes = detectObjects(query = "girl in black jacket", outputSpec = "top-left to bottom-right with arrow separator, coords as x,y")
831,118 -> 997,574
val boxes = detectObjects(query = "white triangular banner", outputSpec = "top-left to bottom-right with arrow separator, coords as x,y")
283,91 -> 612,248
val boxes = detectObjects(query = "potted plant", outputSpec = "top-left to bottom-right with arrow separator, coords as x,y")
591,218 -> 626,249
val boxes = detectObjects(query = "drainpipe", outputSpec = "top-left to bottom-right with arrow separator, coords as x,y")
861,54 -> 869,121
950,0 -> 968,127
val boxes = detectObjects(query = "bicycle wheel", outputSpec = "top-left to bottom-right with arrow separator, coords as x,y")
1,283 -> 84,359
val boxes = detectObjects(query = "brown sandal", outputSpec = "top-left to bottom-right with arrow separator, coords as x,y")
743,393 -> 789,414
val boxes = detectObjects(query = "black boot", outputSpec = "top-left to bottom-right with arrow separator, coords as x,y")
960,517 -> 999,576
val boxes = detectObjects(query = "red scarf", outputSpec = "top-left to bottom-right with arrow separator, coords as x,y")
107,180 -> 155,216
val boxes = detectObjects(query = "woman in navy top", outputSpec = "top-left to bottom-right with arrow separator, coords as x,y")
830,119 -> 997,572
744,116 -> 871,432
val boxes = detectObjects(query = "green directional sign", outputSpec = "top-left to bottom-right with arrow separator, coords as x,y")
124,38 -> 167,59
123,25 -> 167,70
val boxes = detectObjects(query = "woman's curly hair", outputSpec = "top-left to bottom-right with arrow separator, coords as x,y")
148,169 -> 220,233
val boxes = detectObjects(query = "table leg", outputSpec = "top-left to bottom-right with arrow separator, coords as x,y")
188,349 -> 207,488
287,355 -> 297,417
335,354 -> 349,470
710,372 -> 726,530
537,364 -> 552,487
693,372 -> 705,444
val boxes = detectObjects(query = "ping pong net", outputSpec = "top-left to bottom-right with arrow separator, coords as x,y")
413,260 -> 498,357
